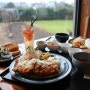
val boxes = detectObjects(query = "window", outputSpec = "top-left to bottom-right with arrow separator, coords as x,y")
74,0 -> 82,37
0,0 -> 79,45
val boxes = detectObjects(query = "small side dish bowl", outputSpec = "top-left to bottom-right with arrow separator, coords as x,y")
85,38 -> 90,49
1,52 -> 12,59
72,52 -> 90,75
68,48 -> 82,58
46,41 -> 60,52
60,43 -> 72,53
55,33 -> 69,43
0,52 -> 13,63
36,41 -> 46,51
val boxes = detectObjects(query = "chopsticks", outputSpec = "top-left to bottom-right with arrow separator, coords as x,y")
45,36 -> 52,41
0,67 -> 9,77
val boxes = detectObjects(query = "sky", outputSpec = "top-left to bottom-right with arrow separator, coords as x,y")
0,0 -> 74,4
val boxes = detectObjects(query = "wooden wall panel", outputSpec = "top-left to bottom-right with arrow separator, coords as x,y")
80,0 -> 90,38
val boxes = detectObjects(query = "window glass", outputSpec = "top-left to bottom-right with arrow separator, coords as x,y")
0,0 -> 74,45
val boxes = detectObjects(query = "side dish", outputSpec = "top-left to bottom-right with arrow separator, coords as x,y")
72,36 -> 85,48
3,43 -> 21,56
47,41 -> 60,51
36,41 -> 46,50
0,43 -> 21,61
69,36 -> 88,49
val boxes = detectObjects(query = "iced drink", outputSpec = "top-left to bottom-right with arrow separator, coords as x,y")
22,26 -> 34,49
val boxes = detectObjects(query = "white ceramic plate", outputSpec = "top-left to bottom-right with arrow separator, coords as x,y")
9,53 -> 72,84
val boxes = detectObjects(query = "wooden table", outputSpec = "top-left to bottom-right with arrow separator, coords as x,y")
0,36 -> 90,90
0,45 -> 29,90
0,36 -> 55,90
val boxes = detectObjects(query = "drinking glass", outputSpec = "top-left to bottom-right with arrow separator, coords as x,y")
22,26 -> 34,49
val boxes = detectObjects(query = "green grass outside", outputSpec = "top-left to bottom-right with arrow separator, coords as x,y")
27,20 -> 73,34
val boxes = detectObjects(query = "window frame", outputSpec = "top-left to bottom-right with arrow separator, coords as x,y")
74,0 -> 82,37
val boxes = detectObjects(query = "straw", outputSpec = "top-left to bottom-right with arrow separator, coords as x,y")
31,17 -> 38,26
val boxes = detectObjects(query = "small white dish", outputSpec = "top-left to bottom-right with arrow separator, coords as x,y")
36,41 -> 46,50
85,38 -> 90,49
68,47 -> 82,58
60,43 -> 72,53
46,41 -> 60,52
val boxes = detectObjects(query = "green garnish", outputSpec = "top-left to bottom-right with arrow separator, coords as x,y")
0,46 -> 8,52
26,46 -> 33,50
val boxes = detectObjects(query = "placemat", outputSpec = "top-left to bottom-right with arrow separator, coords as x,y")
0,67 -> 25,86
0,66 -> 72,90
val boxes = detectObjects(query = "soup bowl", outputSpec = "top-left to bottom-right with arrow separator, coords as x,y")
55,33 -> 69,43
72,52 -> 90,75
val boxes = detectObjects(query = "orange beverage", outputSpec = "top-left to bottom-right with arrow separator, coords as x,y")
22,26 -> 34,49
